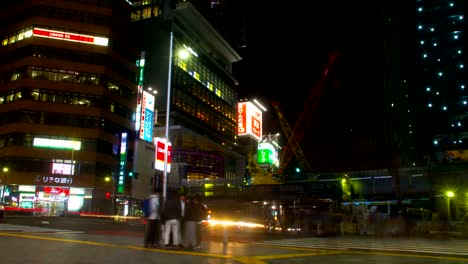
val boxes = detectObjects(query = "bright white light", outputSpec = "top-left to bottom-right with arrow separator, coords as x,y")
33,138 -> 81,150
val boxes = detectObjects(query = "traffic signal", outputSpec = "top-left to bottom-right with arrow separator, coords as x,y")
127,170 -> 134,177
105,192 -> 111,199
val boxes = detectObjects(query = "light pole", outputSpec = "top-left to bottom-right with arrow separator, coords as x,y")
1,167 -> 8,204
162,27 -> 174,202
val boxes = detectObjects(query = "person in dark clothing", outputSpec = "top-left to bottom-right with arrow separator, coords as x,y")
184,193 -> 207,248
162,191 -> 184,248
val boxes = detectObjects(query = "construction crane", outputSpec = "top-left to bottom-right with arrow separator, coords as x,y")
273,51 -> 343,176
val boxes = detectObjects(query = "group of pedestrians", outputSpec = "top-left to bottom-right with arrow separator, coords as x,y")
143,189 -> 207,250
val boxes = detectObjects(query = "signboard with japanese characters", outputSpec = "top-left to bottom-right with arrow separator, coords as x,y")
237,101 -> 262,142
139,90 -> 155,142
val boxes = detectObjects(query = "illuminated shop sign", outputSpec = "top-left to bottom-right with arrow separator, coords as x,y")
257,142 -> 278,165
51,162 -> 75,175
154,137 -> 171,172
118,133 -> 128,193
139,91 -> 155,142
34,175 -> 72,185
33,138 -> 81,150
33,27 -> 109,46
135,52 -> 145,133
237,102 -> 262,142
44,187 -> 69,196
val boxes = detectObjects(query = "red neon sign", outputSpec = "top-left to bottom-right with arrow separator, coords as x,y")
32,28 -> 108,46
44,187 -> 69,196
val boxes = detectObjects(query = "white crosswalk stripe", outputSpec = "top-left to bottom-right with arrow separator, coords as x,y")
254,237 -> 468,256
0,224 -> 84,234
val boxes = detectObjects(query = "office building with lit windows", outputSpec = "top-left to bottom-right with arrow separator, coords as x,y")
130,1 -> 245,196
0,0 -> 138,215
414,1 -> 466,160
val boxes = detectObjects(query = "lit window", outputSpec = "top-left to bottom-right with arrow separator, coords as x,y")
418,7 -> 422,12
459,64 -> 464,68
423,53 -> 427,58
433,140 -> 438,145
463,101 -> 467,105
454,35 -> 459,39
462,85 -> 465,89
430,27 -> 435,31
442,106 -> 447,111
459,16 -> 463,20
438,72 -> 443,77
458,50 -> 462,54
449,3 -> 454,7
433,43 -> 438,47
426,87 -> 431,91
420,40 -> 425,45
418,25 -> 423,29
428,103 -> 432,107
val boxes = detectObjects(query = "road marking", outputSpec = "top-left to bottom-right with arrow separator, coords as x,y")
233,256 -> 267,264
350,250 -> 468,262
0,232 -> 231,259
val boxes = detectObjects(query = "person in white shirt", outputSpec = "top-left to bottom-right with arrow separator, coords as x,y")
144,190 -> 161,248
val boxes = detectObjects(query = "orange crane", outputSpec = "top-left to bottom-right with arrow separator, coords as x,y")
273,51 -> 343,176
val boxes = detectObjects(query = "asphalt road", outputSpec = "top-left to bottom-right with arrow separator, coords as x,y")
1,216 -> 468,264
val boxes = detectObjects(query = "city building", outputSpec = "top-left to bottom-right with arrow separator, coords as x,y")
383,0 -> 467,217
0,0 -> 138,215
129,0 -> 245,199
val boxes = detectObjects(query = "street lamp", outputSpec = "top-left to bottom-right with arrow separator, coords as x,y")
1,167 -> 8,204
446,190 -> 455,221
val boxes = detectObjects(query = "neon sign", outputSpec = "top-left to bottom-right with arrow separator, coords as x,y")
33,27 -> 109,46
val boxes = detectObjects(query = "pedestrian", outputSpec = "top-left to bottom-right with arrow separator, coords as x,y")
162,191 -> 184,248
183,193 -> 207,249
144,189 -> 162,248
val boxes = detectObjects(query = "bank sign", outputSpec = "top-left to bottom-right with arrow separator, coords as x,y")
238,101 -> 262,142
154,137 -> 171,172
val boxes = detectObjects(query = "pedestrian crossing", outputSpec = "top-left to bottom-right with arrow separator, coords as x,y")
0,223 -> 84,234
254,236 -> 468,256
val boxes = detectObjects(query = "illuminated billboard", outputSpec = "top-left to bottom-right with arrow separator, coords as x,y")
257,142 -> 278,166
33,138 -> 81,150
118,132 -> 128,194
154,137 -> 172,172
238,101 -> 262,142
52,162 -> 75,175
33,27 -> 109,46
135,85 -> 143,132
139,91 -> 155,142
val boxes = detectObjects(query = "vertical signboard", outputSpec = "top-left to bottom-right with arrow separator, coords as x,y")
139,91 -> 155,142
154,137 -> 172,172
135,52 -> 145,134
117,132 -> 128,193
237,101 -> 262,142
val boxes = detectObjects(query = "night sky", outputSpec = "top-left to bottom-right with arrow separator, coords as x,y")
207,0 -> 413,172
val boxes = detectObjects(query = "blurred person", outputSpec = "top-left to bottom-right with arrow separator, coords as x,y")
183,193 -> 204,248
162,191 -> 184,248
144,189 -> 162,248
192,194 -> 207,248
